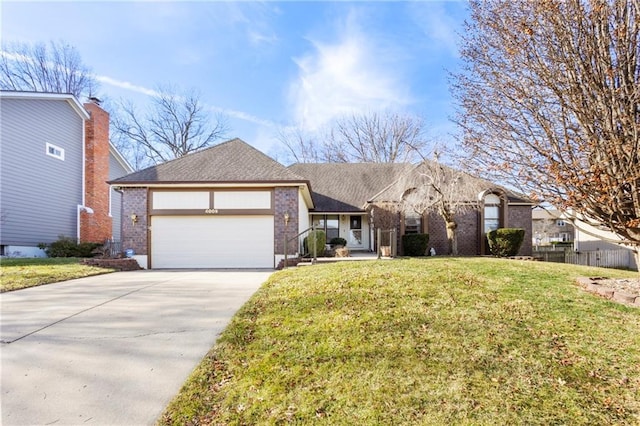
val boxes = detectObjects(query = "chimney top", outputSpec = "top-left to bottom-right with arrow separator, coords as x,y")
88,96 -> 102,106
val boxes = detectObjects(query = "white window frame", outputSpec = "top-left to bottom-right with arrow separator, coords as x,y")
46,143 -> 65,161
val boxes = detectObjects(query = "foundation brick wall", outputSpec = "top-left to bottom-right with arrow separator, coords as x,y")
121,188 -> 148,255
508,205 -> 533,256
274,187 -> 299,255
81,102 -> 112,243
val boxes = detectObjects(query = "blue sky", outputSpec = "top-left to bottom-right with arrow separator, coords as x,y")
1,1 -> 468,162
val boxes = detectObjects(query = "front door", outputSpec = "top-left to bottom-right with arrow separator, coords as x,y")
349,215 -> 364,248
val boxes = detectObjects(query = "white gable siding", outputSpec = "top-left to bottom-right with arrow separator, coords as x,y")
213,191 -> 271,209
0,98 -> 84,246
152,191 -> 210,210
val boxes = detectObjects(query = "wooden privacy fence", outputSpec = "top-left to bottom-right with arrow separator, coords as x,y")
533,248 -> 631,269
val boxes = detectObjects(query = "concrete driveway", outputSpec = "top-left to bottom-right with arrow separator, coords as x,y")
1,269 -> 272,425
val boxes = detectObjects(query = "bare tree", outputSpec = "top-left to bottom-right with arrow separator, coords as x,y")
276,126 -> 325,163
453,0 -> 640,264
400,160 -> 485,255
0,40 -> 98,98
279,111 -> 430,163
326,111 -> 429,163
112,87 -> 229,166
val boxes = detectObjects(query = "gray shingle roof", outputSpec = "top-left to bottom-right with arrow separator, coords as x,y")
287,163 -> 414,212
368,161 -> 532,205
110,138 -> 307,184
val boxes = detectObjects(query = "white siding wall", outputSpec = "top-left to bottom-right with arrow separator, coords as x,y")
214,191 -> 271,209
152,191 -> 210,210
298,189 -> 310,234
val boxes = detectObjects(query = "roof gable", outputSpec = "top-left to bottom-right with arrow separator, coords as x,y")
111,138 -> 307,184
288,163 -> 414,212
0,90 -> 90,120
368,161 -> 533,205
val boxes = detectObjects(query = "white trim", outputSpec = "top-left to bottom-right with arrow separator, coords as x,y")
45,142 -> 65,160
80,113 -> 86,242
109,142 -> 134,173
0,91 -> 90,120
108,185 -> 113,217
112,182 -> 315,208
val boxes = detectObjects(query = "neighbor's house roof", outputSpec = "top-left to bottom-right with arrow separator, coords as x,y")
288,163 -> 414,212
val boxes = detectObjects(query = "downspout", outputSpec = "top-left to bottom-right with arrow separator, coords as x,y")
77,109 -> 93,242
77,205 -> 94,243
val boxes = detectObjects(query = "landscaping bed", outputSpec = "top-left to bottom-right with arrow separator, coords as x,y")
577,277 -> 640,307
81,258 -> 142,271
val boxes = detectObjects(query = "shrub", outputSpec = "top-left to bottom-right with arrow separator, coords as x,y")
41,235 -> 101,258
402,233 -> 429,256
487,228 -> 525,257
329,237 -> 347,247
303,230 -> 326,257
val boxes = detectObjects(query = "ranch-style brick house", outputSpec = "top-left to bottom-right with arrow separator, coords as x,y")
110,138 -> 533,269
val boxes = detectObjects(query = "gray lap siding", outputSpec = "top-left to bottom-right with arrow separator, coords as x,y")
0,98 -> 84,246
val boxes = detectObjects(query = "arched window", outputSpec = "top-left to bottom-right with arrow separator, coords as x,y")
484,193 -> 502,233
480,190 -> 506,255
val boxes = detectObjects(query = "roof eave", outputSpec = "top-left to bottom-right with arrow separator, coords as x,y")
0,90 -> 90,120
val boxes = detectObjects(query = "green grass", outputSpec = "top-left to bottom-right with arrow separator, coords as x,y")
160,258 -> 640,426
0,257 -> 115,292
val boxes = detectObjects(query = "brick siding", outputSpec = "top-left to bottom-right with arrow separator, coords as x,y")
121,188 -> 148,255
80,102 -> 112,243
508,205 -> 533,256
426,211 -> 479,256
274,187 -> 299,255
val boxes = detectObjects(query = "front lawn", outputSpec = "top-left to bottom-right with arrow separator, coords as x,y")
0,257 -> 115,292
160,258 -> 640,425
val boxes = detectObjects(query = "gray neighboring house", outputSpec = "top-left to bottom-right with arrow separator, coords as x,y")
0,91 -> 133,257
111,138 -> 532,269
532,208 -> 575,246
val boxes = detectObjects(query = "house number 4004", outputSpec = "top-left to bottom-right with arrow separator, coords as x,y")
204,209 -> 219,214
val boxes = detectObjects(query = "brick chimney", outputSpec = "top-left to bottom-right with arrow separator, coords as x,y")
81,100 -> 112,243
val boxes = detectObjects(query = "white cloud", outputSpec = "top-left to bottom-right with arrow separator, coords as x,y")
288,10 -> 411,131
409,2 -> 463,57
96,74 -> 276,127
95,75 -> 160,97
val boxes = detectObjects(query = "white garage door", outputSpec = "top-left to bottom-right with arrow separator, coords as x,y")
151,215 -> 274,268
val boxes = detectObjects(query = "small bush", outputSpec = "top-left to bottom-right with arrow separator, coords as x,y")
487,228 -> 525,257
329,237 -> 347,247
42,235 -> 101,258
402,233 -> 430,256
303,230 -> 326,257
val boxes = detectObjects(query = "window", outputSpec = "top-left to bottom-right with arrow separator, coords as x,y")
349,215 -> 363,246
404,212 -> 422,234
312,214 -> 339,241
46,143 -> 65,160
556,220 -> 566,227
484,193 -> 501,233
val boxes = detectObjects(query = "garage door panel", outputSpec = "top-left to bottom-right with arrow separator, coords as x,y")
151,216 -> 273,268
